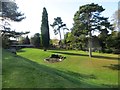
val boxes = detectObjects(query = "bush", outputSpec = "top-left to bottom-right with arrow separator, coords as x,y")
104,49 -> 113,53
112,49 -> 120,54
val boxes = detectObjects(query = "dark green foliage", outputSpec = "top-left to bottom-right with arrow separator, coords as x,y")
0,1 -> 26,48
91,36 -> 101,51
73,3 -> 113,37
2,30 -> 29,48
1,1 -> 26,35
98,30 -> 109,52
30,33 -> 41,48
64,32 -> 101,51
2,35 -> 11,49
1,1 -> 25,21
64,32 -> 87,50
41,7 -> 50,51
72,3 -> 113,56
107,31 -> 120,54
97,30 -> 120,54
1,29 -> 29,38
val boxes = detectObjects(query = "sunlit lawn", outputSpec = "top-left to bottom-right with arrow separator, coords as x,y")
2,48 -> 119,88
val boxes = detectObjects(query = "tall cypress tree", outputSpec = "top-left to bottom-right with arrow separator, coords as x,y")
41,7 -> 50,51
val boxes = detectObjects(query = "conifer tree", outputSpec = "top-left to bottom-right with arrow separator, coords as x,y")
41,7 -> 50,51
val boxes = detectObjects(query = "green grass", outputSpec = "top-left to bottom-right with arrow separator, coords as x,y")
0,47 -> 2,89
2,48 -> 119,88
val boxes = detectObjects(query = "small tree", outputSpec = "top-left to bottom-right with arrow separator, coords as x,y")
41,7 -> 50,51
50,17 -> 68,44
30,33 -> 41,48
64,32 -> 76,49
106,31 -> 120,54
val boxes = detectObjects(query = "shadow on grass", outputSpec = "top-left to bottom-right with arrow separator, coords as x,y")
3,50 -> 119,88
92,55 -> 119,60
15,57 -> 99,88
50,51 -> 88,57
2,51 -> 104,88
103,64 -> 120,70
65,71 -> 97,79
17,49 -> 26,52
50,51 -> 119,60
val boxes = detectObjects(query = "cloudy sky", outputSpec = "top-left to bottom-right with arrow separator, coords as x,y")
10,0 -> 119,39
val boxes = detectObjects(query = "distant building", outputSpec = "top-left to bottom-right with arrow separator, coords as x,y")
51,39 -> 59,46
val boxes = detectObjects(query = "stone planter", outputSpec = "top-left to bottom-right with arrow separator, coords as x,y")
44,54 -> 66,63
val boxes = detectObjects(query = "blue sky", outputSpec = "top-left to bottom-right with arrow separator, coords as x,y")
11,0 -> 119,39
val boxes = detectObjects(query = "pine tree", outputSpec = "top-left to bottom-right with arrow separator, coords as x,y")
0,1 -> 26,48
73,3 -> 113,57
50,17 -> 68,45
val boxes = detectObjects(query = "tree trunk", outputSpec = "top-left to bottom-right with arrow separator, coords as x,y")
58,29 -> 62,41
87,13 -> 92,58
44,47 -> 47,51
89,31 -> 92,57
58,29 -> 62,47
63,29 -> 65,39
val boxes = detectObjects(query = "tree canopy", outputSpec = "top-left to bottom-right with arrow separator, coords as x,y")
0,1 -> 27,48
0,1 -> 25,21
72,3 -> 113,57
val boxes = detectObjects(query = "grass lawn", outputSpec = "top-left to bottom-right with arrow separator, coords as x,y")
0,47 -> 2,89
2,48 -> 119,88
